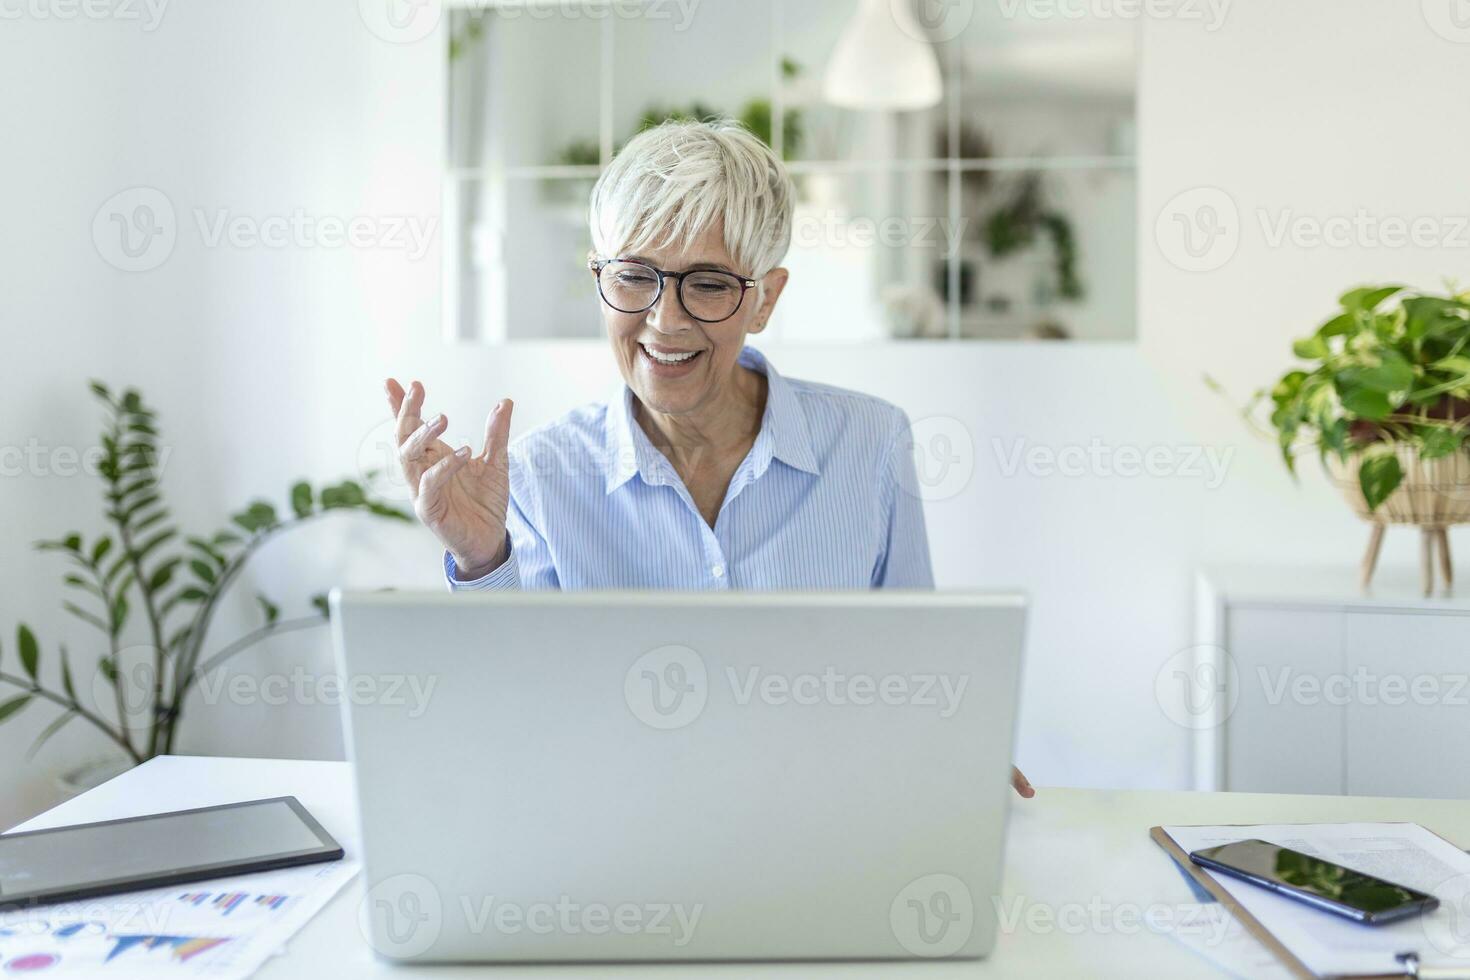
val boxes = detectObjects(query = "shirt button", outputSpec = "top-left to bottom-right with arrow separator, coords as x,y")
712,564 -> 726,579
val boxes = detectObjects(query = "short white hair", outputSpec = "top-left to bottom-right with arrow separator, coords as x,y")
588,119 -> 795,279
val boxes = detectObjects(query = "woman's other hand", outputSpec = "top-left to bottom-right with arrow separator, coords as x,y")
1012,766 -> 1034,799
385,379 -> 513,579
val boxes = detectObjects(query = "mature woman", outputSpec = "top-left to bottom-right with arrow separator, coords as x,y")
384,120 -> 1031,794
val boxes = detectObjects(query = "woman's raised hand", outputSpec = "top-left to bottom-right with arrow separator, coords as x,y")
385,379 -> 514,579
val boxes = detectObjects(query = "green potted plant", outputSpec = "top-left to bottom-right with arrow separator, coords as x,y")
1256,284 -> 1470,592
0,382 -> 410,787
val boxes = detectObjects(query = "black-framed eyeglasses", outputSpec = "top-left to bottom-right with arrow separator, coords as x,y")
589,257 -> 758,324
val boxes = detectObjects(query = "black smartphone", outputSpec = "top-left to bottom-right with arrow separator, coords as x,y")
0,796 -> 343,911
1190,839 -> 1440,925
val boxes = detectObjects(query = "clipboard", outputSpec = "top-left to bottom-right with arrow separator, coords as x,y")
1150,825 -> 1470,980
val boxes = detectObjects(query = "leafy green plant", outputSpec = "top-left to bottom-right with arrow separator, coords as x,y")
983,172 -> 1083,301
0,382 -> 410,765
1254,285 -> 1470,510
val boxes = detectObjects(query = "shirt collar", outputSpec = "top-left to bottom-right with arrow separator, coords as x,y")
602,345 -> 820,494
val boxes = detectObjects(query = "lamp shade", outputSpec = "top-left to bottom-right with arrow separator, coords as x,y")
822,0 -> 944,111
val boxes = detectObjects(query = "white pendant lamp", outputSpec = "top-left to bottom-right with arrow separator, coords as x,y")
822,0 -> 944,111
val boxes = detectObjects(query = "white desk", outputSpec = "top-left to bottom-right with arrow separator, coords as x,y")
14,756 -> 1470,977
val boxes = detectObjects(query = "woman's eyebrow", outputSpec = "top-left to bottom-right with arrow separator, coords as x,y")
624,254 -> 737,275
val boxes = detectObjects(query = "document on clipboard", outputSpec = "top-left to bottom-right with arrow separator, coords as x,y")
1154,822 -> 1470,979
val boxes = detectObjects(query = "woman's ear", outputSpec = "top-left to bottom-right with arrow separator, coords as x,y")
748,267 -> 789,335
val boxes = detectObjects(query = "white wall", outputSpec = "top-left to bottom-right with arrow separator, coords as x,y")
4,0 -> 1467,828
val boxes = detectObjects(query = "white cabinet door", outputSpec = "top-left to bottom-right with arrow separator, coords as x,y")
1344,611 -> 1470,799
1225,607 -> 1345,794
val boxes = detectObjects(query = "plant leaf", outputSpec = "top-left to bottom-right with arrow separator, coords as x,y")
27,710 -> 78,761
148,559 -> 179,592
1359,453 -> 1405,511
166,625 -> 193,652
1404,296 -> 1468,340
91,537 -> 113,565
186,537 -> 227,567
232,502 -> 279,533
111,593 -> 130,632
133,527 -> 177,564
189,559 -> 217,585
257,594 -> 280,626
62,601 -> 109,633
59,646 -> 77,700
131,509 -> 171,536
1292,336 -> 1329,360
290,482 -> 314,518
1339,284 -> 1405,313
63,573 -> 104,597
121,493 -> 160,523
17,625 -> 39,681
1420,426 -> 1464,460
311,594 -> 331,619
1348,350 -> 1415,394
1339,387 -> 1393,421
321,481 -> 366,510
0,695 -> 32,724
1317,312 -> 1356,338
366,501 -> 413,521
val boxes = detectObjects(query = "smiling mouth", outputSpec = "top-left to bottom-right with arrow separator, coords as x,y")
640,343 -> 705,366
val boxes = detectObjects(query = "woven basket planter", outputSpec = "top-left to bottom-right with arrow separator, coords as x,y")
1327,446 -> 1470,594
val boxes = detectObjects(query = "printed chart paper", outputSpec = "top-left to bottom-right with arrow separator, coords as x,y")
0,858 -> 358,979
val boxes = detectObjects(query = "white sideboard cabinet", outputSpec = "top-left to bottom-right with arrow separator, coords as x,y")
1195,566 -> 1470,798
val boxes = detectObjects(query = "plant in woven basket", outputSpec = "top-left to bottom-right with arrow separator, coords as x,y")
1255,284 -> 1470,510
0,381 -> 411,768
1248,284 -> 1470,592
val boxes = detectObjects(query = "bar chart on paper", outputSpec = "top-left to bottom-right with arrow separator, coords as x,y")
0,859 -> 357,979
177,892 -> 293,916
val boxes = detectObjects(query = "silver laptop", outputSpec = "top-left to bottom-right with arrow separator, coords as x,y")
331,590 -> 1026,962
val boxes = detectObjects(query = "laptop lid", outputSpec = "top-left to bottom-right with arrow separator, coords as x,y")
332,590 -> 1026,962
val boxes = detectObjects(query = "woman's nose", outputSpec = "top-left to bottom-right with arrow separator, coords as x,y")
646,282 -> 695,332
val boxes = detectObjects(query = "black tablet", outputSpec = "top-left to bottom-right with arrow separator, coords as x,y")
0,796 -> 344,910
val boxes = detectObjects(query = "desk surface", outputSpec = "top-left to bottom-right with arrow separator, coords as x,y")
14,756 -> 1470,978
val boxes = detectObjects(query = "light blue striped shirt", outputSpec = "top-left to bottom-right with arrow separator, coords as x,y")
444,346 -> 933,591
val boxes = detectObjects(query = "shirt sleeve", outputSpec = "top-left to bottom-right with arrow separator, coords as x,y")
443,459 -> 560,592
872,410 -> 935,589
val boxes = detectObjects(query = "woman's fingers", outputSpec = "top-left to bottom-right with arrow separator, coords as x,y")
384,378 -> 406,416
418,445 -> 472,505
399,414 -> 448,465
1011,766 -> 1035,799
394,380 -> 427,448
479,399 -> 514,464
